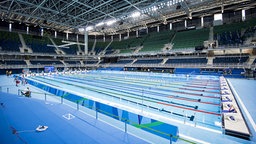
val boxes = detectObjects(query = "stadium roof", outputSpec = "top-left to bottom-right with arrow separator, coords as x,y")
0,0 -> 255,35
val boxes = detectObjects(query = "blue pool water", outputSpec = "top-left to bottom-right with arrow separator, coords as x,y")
26,71 -> 222,133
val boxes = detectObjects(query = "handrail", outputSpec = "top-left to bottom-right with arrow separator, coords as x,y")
18,89 -> 196,144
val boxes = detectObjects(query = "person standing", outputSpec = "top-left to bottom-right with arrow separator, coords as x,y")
14,76 -> 20,87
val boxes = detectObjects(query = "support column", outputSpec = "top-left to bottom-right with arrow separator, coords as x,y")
9,23 -> 12,32
40,28 -> 44,36
157,26 -> 159,32
170,23 -> 172,30
84,30 -> 88,55
26,26 -> 29,34
66,32 -> 69,40
201,16 -> 204,27
54,31 -> 57,38
119,33 -> 121,41
242,9 -> 246,21
136,30 -> 138,37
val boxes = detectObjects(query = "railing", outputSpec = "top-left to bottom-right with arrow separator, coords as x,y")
0,86 -> 10,93
8,88 -> 197,144
1,62 -> 255,70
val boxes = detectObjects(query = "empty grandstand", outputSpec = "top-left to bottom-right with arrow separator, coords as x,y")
0,0 -> 256,144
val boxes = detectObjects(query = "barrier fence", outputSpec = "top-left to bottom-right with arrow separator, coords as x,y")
15,89 -> 196,144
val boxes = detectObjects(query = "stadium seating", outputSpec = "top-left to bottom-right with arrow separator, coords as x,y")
133,59 -> 162,64
165,58 -> 208,64
109,36 -> 145,54
104,49 -> 115,55
172,28 -> 209,49
64,61 -> 81,65
88,41 -> 94,52
3,60 -> 26,65
94,41 -> 111,55
0,31 -> 21,52
23,34 -> 56,54
115,59 -> 133,64
83,60 -> 98,64
140,30 -> 175,52
60,47 -> 78,55
214,18 -> 256,46
213,56 -> 249,64
30,60 -> 63,65
214,24 -> 242,46
53,38 -> 81,55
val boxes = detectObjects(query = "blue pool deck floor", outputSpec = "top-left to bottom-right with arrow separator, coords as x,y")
0,75 -> 152,144
0,74 -> 256,144
228,78 -> 256,142
0,92 -> 151,144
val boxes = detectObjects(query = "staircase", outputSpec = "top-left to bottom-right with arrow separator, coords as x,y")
80,61 -> 84,66
207,57 -> 214,66
133,46 -> 143,53
131,59 -> 137,65
161,58 -> 168,65
247,55 -> 256,65
100,39 -> 113,55
24,60 -> 31,66
18,34 -> 27,49
18,34 -> 32,53
48,37 -> 64,54
60,60 -> 66,67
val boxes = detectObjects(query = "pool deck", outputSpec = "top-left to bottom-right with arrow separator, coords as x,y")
0,74 -> 255,144
0,92 -> 152,144
227,78 -> 256,142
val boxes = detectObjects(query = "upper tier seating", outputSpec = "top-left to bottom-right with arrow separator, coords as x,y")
253,59 -> 256,64
30,60 -> 63,65
53,38 -> 78,55
172,28 -> 209,49
59,47 -> 78,55
23,34 -> 56,54
214,18 -> 256,46
115,59 -> 133,64
109,36 -> 145,54
213,56 -> 249,64
165,58 -> 208,64
64,61 -> 81,65
0,31 -> 21,52
133,59 -> 162,64
87,41 -> 94,54
83,60 -> 98,64
3,60 -> 26,65
140,30 -> 175,52
104,49 -> 115,55
94,41 -> 109,54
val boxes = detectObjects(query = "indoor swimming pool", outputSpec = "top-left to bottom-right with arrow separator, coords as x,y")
25,71 -> 223,140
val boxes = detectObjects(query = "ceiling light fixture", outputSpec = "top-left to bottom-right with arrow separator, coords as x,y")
86,26 -> 93,31
78,28 -> 84,32
106,20 -> 116,25
131,12 -> 141,18
96,22 -> 104,27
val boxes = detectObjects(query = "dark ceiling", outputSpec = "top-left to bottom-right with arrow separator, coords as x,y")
0,0 -> 255,35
